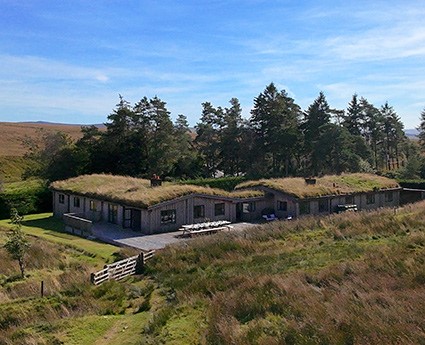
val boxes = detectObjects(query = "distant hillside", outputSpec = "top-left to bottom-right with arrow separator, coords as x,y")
405,128 -> 419,139
0,122 -> 86,157
0,121 -> 101,181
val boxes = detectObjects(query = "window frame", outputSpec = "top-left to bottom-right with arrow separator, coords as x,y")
385,191 -> 394,202
366,194 -> 375,205
277,200 -> 288,212
108,204 -> 118,224
73,196 -> 80,208
214,203 -> 225,216
299,201 -> 310,215
318,199 -> 329,213
194,205 -> 205,219
160,209 -> 176,224
242,202 -> 256,213
58,194 -> 65,204
345,195 -> 354,205
89,200 -> 97,211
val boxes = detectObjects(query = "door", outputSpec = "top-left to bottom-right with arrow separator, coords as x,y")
131,209 -> 141,231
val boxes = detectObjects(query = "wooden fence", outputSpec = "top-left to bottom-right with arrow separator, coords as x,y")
91,250 -> 155,285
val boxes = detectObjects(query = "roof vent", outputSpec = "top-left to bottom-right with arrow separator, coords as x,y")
150,174 -> 162,187
305,178 -> 316,185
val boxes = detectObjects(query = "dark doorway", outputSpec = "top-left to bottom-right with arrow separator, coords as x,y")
123,208 -> 142,231
131,209 -> 141,231
236,203 -> 242,221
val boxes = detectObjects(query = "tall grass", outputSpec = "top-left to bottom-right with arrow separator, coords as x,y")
146,201 -> 425,344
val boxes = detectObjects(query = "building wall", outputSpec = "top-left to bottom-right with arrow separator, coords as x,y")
53,191 -> 69,217
147,196 -> 237,234
239,199 -> 272,222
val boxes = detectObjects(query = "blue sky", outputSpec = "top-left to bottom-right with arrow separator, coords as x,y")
0,0 -> 424,128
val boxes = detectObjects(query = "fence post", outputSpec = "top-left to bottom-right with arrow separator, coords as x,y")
135,252 -> 144,274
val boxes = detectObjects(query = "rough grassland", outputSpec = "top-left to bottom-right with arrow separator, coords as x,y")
145,201 -> 425,344
0,122 -> 83,157
0,156 -> 28,183
1,202 -> 425,344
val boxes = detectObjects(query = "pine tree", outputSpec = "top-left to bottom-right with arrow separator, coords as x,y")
195,102 -> 223,177
343,94 -> 363,136
172,114 -> 201,178
381,102 -> 406,170
219,98 -> 245,176
302,91 -> 332,176
250,83 -> 301,177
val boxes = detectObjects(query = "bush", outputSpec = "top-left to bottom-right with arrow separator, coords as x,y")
0,180 -> 51,219
397,179 -> 425,190
178,176 -> 247,191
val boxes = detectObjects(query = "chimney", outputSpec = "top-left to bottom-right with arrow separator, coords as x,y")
150,174 -> 162,187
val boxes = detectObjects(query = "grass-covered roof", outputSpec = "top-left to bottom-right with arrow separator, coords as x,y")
235,173 -> 399,199
51,174 -> 264,208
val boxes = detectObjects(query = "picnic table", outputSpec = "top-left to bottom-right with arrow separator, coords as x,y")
180,221 -> 232,237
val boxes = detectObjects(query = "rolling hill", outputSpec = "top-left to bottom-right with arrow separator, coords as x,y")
0,122 -> 86,157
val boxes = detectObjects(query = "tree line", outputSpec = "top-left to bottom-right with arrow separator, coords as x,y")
25,83 -> 425,182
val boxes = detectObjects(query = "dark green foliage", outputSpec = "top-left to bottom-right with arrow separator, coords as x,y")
21,87 -> 419,184
397,179 -> 425,189
250,83 -> 302,177
178,176 -> 247,191
0,180 -> 51,219
4,209 -> 30,278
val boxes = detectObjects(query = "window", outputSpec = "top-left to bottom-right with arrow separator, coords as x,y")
108,204 -> 118,224
318,199 -> 329,213
277,201 -> 288,211
299,202 -> 310,215
58,194 -> 65,204
73,197 -> 80,208
242,202 -> 256,213
194,205 -> 205,218
161,209 -> 176,224
123,208 -> 132,228
345,195 -> 354,205
385,191 -> 394,202
89,200 -> 97,211
214,203 -> 225,216
366,194 -> 375,205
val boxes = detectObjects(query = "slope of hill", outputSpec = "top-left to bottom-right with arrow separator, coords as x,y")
0,122 -> 85,157
1,202 -> 425,344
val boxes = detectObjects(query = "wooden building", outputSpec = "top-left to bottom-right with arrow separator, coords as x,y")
51,174 -> 401,234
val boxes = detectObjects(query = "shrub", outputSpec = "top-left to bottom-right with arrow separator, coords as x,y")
0,179 -> 51,219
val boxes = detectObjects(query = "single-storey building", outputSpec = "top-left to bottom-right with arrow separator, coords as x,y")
51,173 -> 401,234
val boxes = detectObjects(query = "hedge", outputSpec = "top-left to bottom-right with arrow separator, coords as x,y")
0,179 -> 52,219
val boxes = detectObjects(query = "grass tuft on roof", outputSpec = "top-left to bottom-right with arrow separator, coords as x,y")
235,173 -> 399,199
51,174 -> 263,208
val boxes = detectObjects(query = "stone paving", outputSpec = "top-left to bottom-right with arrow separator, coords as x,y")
91,221 -> 258,251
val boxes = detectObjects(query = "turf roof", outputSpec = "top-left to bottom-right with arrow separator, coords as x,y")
51,174 -> 264,208
235,173 -> 399,199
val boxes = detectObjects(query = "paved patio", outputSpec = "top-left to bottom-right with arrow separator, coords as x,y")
91,222 -> 257,251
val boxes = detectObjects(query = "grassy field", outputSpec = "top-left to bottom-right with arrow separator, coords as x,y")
0,122 -> 86,182
1,202 -> 425,344
0,122 -> 83,157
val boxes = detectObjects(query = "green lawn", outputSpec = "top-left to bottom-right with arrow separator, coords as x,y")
0,213 -> 118,261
